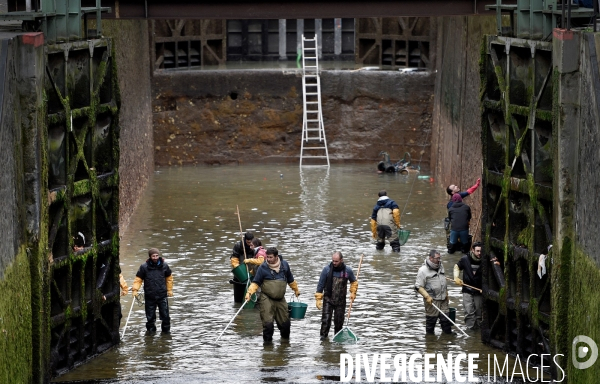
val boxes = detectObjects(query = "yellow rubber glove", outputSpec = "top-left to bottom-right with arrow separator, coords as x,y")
119,274 -> 129,296
131,276 -> 143,297
288,281 -> 300,297
245,282 -> 259,302
417,287 -> 433,305
314,292 -> 323,310
349,281 -> 358,301
166,275 -> 174,297
393,208 -> 401,227
370,219 -> 378,239
230,257 -> 240,269
244,256 -> 264,265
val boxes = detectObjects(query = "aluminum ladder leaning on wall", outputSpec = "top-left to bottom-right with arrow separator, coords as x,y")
300,34 -> 330,167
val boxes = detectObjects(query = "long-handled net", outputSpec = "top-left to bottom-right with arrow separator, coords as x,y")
398,229 -> 411,246
333,254 -> 364,343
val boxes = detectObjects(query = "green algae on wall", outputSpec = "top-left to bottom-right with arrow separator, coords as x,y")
567,246 -> 600,382
0,248 -> 32,384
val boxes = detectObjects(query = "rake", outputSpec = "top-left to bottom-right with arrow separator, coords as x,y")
333,254 -> 364,343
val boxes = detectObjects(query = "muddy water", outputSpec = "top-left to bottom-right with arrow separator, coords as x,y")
55,164 -> 522,383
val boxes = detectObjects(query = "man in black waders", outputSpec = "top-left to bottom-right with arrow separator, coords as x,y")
245,247 -> 300,344
370,190 -> 401,252
415,250 -> 454,335
231,232 -> 254,269
454,242 -> 483,330
314,251 -> 358,341
132,248 -> 173,334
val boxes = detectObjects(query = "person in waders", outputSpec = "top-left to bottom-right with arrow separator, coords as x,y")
244,237 -> 267,277
132,248 -> 173,334
370,190 -> 401,252
314,251 -> 358,341
415,250 -> 454,335
230,232 -> 254,268
454,242 -> 483,330
245,247 -> 300,344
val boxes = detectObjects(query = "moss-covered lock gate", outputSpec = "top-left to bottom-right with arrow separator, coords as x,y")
0,29 -> 121,383
480,26 -> 600,381
480,33 -> 556,370
44,38 -> 121,378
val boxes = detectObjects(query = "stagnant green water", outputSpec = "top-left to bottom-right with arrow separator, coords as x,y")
54,164 -> 539,383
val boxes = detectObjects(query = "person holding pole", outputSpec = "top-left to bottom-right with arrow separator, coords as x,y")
454,242 -> 483,330
230,231 -> 254,268
245,247 -> 300,344
415,250 -> 454,335
314,251 -> 358,341
132,248 -> 173,334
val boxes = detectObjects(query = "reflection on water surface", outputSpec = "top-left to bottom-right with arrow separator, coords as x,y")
55,164 -> 518,383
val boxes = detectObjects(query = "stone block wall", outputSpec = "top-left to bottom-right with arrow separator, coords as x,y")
151,69 -> 435,169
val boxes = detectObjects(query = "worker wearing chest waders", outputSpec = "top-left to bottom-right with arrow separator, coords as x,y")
370,190 -> 401,252
245,247 -> 300,344
315,251 -> 358,341
132,248 -> 173,334
454,242 -> 483,330
231,232 -> 254,268
415,250 -> 454,335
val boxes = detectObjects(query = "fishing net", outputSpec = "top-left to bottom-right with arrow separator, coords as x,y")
398,229 -> 411,246
333,327 -> 359,343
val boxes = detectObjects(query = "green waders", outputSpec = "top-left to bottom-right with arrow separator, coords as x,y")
259,279 -> 290,343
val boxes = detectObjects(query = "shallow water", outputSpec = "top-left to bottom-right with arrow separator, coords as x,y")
54,164 -> 532,383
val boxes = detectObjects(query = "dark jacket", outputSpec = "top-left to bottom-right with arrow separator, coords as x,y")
135,258 -> 172,299
448,201 -> 471,231
456,253 -> 482,295
371,197 -> 399,220
316,265 -> 356,294
231,240 -> 253,263
252,257 -> 294,285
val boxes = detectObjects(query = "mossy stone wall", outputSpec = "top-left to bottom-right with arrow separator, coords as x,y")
0,34 -> 46,384
0,249 -> 32,383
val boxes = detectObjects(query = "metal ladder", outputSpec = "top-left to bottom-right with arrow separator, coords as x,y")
300,35 -> 330,167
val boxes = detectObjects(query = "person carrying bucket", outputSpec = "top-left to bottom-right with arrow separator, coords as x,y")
370,190 -> 401,252
314,251 -> 358,341
245,247 -> 300,344
454,242 -> 483,330
415,250 -> 454,335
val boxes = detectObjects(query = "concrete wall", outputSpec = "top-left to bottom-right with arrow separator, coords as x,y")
430,15 -> 497,216
101,20 -> 154,231
151,69 -> 435,168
